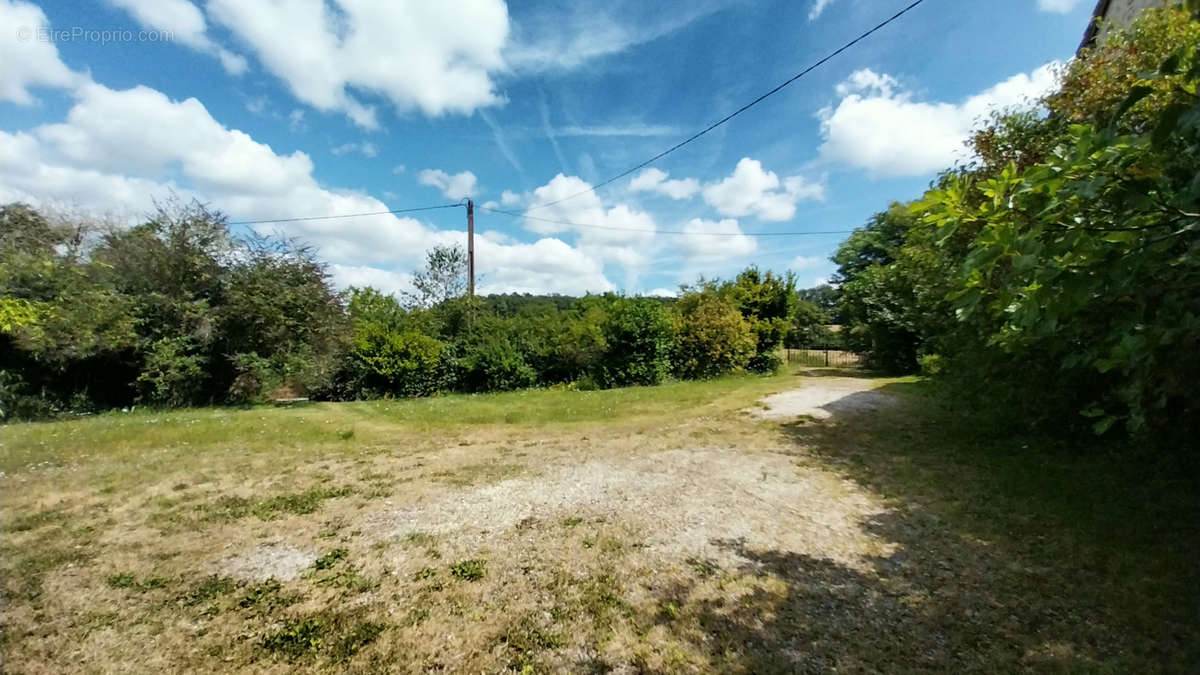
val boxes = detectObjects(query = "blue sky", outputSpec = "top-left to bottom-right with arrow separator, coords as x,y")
1,0 -> 1097,296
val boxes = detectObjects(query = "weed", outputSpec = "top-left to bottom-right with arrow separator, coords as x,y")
688,558 -> 719,578
8,507 -> 66,532
562,516 -> 584,527
106,572 -> 136,589
14,548 -> 94,602
337,428 -> 355,441
238,579 -> 299,613
403,532 -> 435,547
182,575 -> 236,606
405,606 -> 431,626
338,572 -> 379,594
315,569 -> 378,594
81,612 -> 119,635
331,621 -> 385,661
106,573 -> 169,592
449,559 -> 486,581
259,612 -> 385,662
313,548 -> 348,570
413,567 -> 438,581
499,618 -> 566,670
254,487 -> 354,519
199,486 -> 354,523
261,616 -> 324,660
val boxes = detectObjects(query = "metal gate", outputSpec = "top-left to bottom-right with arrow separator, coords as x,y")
784,348 -> 861,367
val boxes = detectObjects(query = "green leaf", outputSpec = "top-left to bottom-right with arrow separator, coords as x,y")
1152,103 -> 1190,148
1158,48 -> 1183,76
1111,86 -> 1153,126
1091,416 -> 1116,435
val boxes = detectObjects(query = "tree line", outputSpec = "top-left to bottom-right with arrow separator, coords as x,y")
830,6 -> 1200,440
0,200 -> 837,420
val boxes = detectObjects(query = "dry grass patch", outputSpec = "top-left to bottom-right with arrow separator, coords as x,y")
2,370 -> 1196,672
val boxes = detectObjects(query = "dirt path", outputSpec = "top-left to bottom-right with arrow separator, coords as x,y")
346,375 -> 899,573
364,446 -> 894,572
747,375 -> 896,420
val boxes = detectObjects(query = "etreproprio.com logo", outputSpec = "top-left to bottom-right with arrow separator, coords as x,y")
16,25 -> 175,45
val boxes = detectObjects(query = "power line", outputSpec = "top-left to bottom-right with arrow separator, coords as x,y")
223,2 -> 927,234
227,203 -> 461,226
477,205 -> 853,237
522,0 -> 928,213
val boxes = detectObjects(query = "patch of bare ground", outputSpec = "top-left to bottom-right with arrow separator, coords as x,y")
747,375 -> 897,420
368,446 -> 893,571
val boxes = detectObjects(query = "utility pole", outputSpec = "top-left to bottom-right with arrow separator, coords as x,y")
466,199 -> 475,297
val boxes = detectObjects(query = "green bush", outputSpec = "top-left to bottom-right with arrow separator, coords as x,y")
456,339 -> 536,393
137,337 -> 208,406
597,297 -> 674,388
672,294 -> 754,379
352,326 -> 446,398
831,6 -> 1200,437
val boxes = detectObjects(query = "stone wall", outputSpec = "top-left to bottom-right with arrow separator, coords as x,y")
1092,0 -> 1179,43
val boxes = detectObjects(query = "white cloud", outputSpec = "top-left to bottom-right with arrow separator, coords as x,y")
34,83 -> 315,196
508,2 -> 725,72
818,64 -> 1061,177
0,0 -> 85,104
476,236 -> 614,295
331,141 -> 378,158
207,0 -> 509,126
644,287 -> 677,298
417,169 -> 478,200
789,255 -> 825,271
0,80 -> 617,296
629,168 -> 701,200
329,264 -> 413,297
287,109 -> 307,132
1037,0 -> 1086,13
526,174 -> 660,287
500,190 -> 521,207
836,69 -> 898,98
678,218 -> 756,261
809,0 -> 835,21
106,0 -> 247,75
702,158 -> 824,221
245,96 -> 268,115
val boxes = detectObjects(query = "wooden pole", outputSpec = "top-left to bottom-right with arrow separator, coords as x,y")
467,199 -> 475,297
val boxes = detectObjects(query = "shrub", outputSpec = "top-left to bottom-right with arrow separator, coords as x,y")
352,326 -> 446,398
672,294 -> 754,379
596,298 -> 674,388
137,337 -> 208,406
455,338 -> 536,393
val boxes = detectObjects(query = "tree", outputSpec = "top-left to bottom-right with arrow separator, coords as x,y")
785,300 -> 832,349
828,5 -> 1200,436
796,284 -> 840,320
722,267 -> 798,372
832,204 -> 927,372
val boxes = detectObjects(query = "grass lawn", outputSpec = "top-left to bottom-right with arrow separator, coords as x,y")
1,368 -> 1197,672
